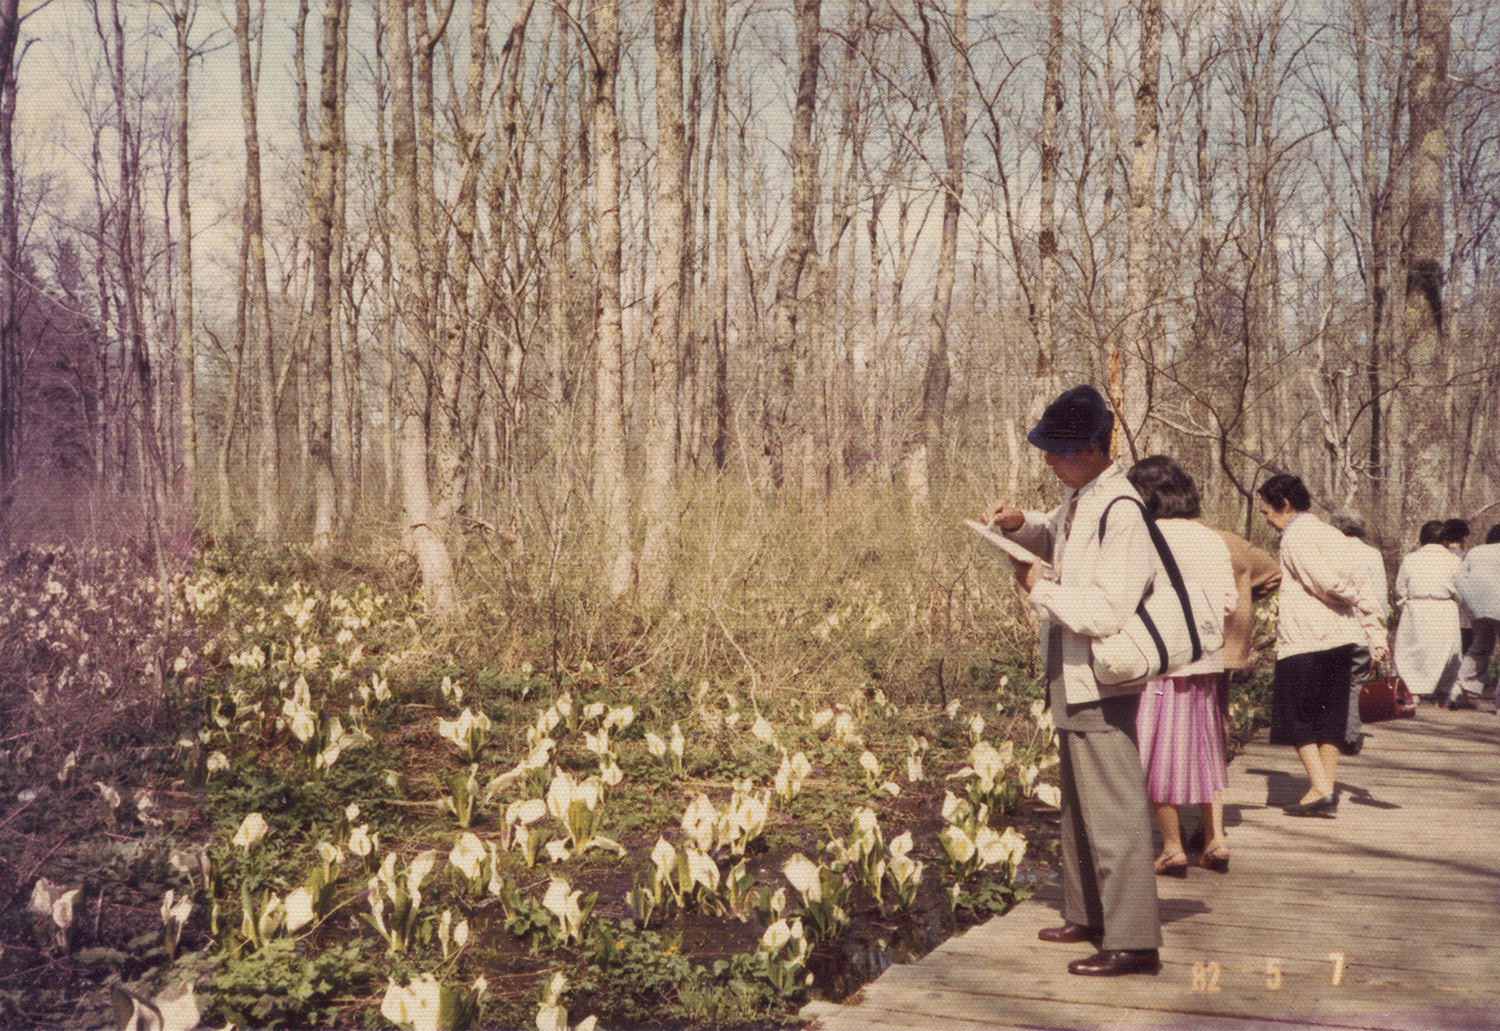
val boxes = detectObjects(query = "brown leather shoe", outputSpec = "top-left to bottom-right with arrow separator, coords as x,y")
1067,949 -> 1162,976
1038,922 -> 1100,944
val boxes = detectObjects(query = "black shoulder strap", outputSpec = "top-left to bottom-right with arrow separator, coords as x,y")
1098,496 -> 1203,667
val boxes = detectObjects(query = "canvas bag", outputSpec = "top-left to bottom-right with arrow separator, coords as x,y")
1090,497 -> 1226,688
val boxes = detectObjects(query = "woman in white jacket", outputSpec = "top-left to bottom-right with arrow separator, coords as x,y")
1128,457 -> 1238,875
1258,475 -> 1389,817
1393,520 -> 1463,706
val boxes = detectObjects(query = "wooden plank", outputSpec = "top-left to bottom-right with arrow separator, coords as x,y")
807,961 -> 1497,1031
808,925 -> 1496,1027
798,715 -> 1500,1031
940,904 -> 1489,983
940,924 -> 1492,981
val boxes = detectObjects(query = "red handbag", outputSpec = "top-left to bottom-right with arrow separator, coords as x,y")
1359,672 -> 1417,723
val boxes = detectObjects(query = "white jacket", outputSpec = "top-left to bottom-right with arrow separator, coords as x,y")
1007,463 -> 1156,705
1276,512 -> 1389,659
1456,543 -> 1500,621
1154,519 -> 1237,677
1395,543 -> 1461,608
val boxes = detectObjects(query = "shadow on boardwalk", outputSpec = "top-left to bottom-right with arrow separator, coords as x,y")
801,705 -> 1500,1030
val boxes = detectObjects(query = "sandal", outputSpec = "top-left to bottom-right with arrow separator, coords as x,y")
1199,844 -> 1230,874
1154,852 -> 1189,878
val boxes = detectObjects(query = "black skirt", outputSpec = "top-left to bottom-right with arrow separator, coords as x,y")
1268,644 -> 1355,748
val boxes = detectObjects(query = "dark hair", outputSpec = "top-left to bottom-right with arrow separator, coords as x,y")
1257,473 -> 1311,513
1328,508 -> 1367,540
1487,525 -> 1500,545
1127,455 -> 1202,519
1419,520 -> 1448,546
1442,518 -> 1470,545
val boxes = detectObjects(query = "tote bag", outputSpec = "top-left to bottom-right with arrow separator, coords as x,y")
1091,497 -> 1225,688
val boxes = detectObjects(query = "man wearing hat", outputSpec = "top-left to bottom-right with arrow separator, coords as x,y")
985,384 -> 1162,976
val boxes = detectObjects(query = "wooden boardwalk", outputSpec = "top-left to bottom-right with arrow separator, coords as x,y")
800,704 -> 1500,1030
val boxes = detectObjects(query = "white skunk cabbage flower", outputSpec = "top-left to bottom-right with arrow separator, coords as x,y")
232,812 -> 269,850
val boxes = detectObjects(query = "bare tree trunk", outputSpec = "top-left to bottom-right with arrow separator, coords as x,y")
1035,0 -> 1061,405
235,0 -> 280,537
387,0 -> 458,616
1400,0 -> 1450,512
88,155 -> 114,492
1189,16 -> 1226,504
216,231 -> 250,524
709,0 -> 729,471
448,0 -> 496,528
687,6 -> 709,474
483,0 -> 534,500
0,0 -> 21,499
1095,0 -> 1124,377
640,0 -> 687,603
410,0 -> 462,534
545,0 -> 573,481
589,0 -> 633,598
412,0 -> 445,311
866,187 -> 885,481
1353,0 -> 1399,518
1116,0 -> 1161,458
297,0 -> 353,527
370,3 -> 398,512
102,0 -> 168,558
681,6 -> 703,473
307,0 -> 344,554
332,0 -> 352,525
767,0 -> 820,490
908,0 -> 966,509
168,0 -> 198,532
1009,0 -> 1063,485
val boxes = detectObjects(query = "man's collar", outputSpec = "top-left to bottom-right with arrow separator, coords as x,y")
1073,461 -> 1123,498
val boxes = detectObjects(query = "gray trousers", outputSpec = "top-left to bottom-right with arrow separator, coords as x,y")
1346,644 -> 1372,745
1046,626 -> 1161,951
1056,725 -> 1162,951
1455,618 -> 1497,698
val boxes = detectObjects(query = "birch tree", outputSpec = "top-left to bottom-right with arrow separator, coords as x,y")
905,0 -> 966,508
235,0 -> 280,537
445,0 -> 496,524
307,0 -> 344,554
1114,0 -> 1161,456
387,0 -> 458,616
98,0 -> 170,551
164,0 -> 204,528
588,0 -> 633,598
640,0 -> 687,602
768,0 -> 820,491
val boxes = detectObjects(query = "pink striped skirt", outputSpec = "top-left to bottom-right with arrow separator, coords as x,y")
1136,671 -> 1228,805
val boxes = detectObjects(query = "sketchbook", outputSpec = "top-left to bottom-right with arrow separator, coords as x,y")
963,519 -> 1048,568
